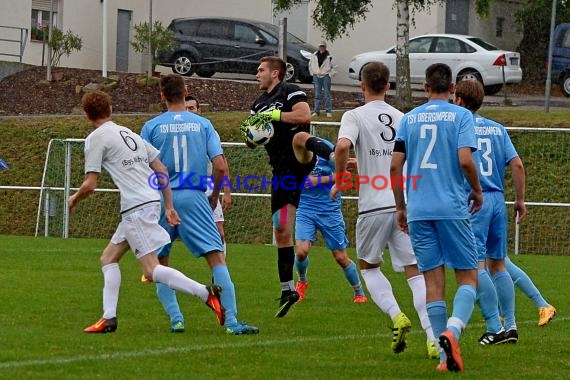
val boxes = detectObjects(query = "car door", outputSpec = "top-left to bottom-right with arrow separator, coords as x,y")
193,20 -> 232,72
230,22 -> 270,74
431,37 -> 475,80
409,36 -> 436,83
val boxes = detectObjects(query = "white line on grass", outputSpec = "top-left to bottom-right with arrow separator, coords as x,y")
0,317 -> 567,370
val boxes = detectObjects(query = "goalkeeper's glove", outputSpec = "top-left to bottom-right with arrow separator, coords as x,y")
259,109 -> 281,122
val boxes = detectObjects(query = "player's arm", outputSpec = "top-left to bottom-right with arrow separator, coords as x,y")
68,172 -> 98,212
509,156 -> 526,223
390,144 -> 408,234
330,137 -> 352,201
222,156 -> 232,211
458,147 -> 483,214
279,101 -> 311,125
149,158 -> 180,227
210,154 -> 228,210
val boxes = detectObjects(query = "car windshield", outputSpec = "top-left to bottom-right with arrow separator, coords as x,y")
467,37 -> 499,51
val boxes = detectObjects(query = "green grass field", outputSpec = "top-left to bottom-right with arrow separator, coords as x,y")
0,235 -> 568,379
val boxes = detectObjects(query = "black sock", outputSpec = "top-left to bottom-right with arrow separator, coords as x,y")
305,136 -> 333,160
277,246 -> 295,288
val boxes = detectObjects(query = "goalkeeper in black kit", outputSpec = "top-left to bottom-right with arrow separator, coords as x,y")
241,56 -> 336,317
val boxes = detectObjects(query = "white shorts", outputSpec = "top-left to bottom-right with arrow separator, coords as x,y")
212,200 -> 224,223
111,203 -> 171,260
356,212 -> 417,272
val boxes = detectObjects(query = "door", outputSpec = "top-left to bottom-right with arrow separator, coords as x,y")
409,36 -> 436,83
116,9 -> 131,72
230,22 -> 269,74
445,0 -> 470,35
193,20 -> 231,73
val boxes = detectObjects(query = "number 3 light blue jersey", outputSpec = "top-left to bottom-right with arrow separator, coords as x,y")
471,115 -> 518,193
141,111 -> 223,190
396,100 -> 476,222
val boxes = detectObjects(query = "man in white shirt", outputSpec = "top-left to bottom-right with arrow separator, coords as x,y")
331,62 -> 437,359
69,91 -> 225,333
309,41 -> 336,117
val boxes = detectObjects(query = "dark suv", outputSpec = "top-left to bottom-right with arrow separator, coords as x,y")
551,23 -> 570,97
158,17 -> 316,83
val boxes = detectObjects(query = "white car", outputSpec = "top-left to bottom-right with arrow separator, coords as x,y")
348,34 -> 522,95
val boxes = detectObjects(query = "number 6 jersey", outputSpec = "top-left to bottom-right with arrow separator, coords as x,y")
84,121 -> 161,213
338,100 -> 403,216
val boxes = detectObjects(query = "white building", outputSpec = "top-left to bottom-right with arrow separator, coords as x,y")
0,0 -> 522,84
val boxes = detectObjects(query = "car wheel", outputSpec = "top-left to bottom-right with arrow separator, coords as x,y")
172,53 -> 195,76
561,73 -> 570,97
196,68 -> 216,78
457,69 -> 482,84
285,62 -> 298,82
484,84 -> 503,96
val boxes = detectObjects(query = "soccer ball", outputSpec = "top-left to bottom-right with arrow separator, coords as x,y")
245,121 -> 274,146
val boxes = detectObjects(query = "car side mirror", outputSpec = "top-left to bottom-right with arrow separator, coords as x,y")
255,36 -> 265,46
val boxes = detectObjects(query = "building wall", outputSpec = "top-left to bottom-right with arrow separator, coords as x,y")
0,0 -> 523,85
468,0 -> 524,51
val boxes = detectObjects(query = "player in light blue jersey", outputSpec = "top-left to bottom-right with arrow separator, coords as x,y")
455,80 -> 556,332
294,138 -> 367,303
391,63 -> 483,373
141,74 -> 258,335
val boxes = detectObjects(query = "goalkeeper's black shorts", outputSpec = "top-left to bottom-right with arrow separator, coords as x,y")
270,154 -> 317,214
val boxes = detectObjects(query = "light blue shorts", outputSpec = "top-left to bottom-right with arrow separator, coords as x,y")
157,190 -> 224,258
408,219 -> 478,272
471,191 -> 508,261
295,210 -> 349,251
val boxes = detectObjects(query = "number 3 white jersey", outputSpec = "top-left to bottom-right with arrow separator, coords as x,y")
338,100 -> 403,215
84,121 -> 161,213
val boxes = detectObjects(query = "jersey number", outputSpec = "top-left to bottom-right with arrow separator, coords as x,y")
478,138 -> 493,176
420,124 -> 437,169
378,113 -> 396,142
172,135 -> 188,172
120,130 -> 138,151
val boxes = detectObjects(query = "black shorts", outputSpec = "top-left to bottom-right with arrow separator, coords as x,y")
271,155 -> 317,214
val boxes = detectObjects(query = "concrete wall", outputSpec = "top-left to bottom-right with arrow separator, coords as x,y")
0,61 -> 34,81
468,0 -> 524,51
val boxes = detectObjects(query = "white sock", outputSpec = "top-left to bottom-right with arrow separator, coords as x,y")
360,268 -> 401,319
407,274 -> 435,341
102,263 -> 121,319
223,241 -> 227,257
152,264 -> 208,302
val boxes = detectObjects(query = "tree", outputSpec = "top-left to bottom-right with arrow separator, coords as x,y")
130,21 -> 175,73
48,28 -> 83,68
274,0 -> 494,110
515,0 -> 570,81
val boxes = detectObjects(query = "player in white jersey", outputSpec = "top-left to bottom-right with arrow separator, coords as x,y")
69,91 -> 225,333
331,62 -> 437,359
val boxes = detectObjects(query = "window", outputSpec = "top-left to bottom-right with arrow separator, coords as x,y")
496,17 -> 505,38
234,24 -> 258,44
562,30 -> 570,48
434,38 -> 462,53
176,21 -> 198,36
31,0 -> 59,41
258,29 -> 277,44
196,21 -> 230,39
410,37 -> 434,53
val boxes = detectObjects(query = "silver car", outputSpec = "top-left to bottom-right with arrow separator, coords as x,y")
348,34 -> 522,95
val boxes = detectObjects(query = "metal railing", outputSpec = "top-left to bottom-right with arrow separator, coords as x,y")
0,25 -> 28,62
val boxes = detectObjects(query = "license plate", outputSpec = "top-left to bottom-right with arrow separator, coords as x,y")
510,57 -> 519,66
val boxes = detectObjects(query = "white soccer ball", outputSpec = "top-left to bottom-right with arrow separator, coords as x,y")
246,121 -> 274,146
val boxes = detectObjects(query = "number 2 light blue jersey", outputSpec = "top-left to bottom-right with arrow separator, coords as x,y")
396,99 -> 476,222
470,115 -> 518,193
298,154 -> 340,214
141,111 -> 223,191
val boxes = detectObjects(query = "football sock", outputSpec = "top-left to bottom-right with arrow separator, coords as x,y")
222,242 -> 227,257
492,270 -> 517,330
360,268 -> 401,318
343,261 -> 365,296
295,256 -> 310,282
305,136 -> 334,160
212,264 -> 238,327
426,300 -> 448,361
156,283 -> 184,324
102,263 -> 121,319
408,274 -> 435,340
476,268 -> 503,333
152,264 -> 208,301
449,284 -> 477,340
278,246 -> 296,292
505,256 -> 549,308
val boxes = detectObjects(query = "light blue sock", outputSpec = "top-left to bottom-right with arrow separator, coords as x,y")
295,256 -> 310,282
492,270 -> 516,330
506,257 -> 549,308
426,300 -> 447,362
212,264 -> 238,327
476,269 -> 503,333
343,261 -> 365,296
450,284 -> 477,340
156,283 -> 184,324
